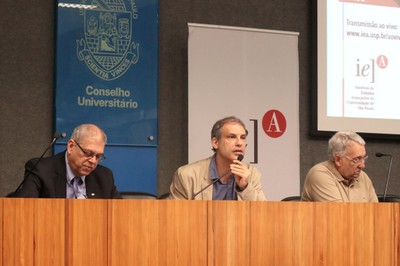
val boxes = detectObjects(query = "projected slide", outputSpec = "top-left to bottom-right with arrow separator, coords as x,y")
327,0 -> 400,119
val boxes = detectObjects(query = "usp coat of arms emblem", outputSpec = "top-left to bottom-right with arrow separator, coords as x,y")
77,0 -> 139,80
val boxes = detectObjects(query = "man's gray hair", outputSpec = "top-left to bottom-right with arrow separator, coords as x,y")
328,131 -> 365,160
70,124 -> 107,144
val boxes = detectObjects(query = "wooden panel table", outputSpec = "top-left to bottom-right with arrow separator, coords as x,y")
248,202 -> 398,266
2,199 -> 65,266
108,199 -> 208,265
1,199 -> 399,266
65,199 -> 108,265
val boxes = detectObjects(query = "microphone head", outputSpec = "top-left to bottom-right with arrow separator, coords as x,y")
376,152 -> 392,157
237,154 -> 244,161
53,132 -> 67,139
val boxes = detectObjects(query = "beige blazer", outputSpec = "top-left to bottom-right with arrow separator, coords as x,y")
168,156 -> 266,201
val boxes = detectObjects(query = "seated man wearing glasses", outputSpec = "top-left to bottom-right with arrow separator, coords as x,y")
301,131 -> 378,202
12,124 -> 121,199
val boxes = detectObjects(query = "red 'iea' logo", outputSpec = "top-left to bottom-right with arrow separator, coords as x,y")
262,109 -> 286,138
376,55 -> 388,69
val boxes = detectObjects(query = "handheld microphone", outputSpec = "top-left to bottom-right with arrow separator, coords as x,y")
192,154 -> 244,200
376,152 -> 393,202
7,132 -> 67,197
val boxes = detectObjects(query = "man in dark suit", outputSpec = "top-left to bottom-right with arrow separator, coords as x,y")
12,124 -> 121,199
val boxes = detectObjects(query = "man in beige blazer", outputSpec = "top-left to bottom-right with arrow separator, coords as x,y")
168,116 -> 266,201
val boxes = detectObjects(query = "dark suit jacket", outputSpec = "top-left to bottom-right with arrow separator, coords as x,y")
12,151 -> 121,199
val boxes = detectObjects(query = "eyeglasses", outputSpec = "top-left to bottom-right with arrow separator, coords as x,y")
73,140 -> 106,162
343,155 -> 368,164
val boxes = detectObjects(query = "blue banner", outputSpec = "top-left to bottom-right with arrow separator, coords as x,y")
55,0 -> 158,145
55,0 -> 158,194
